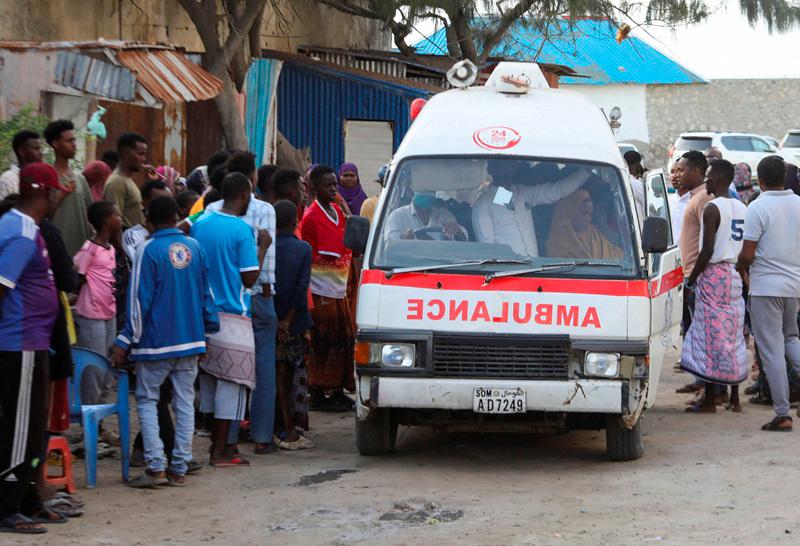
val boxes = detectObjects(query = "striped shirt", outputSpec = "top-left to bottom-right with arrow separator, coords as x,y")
0,209 -> 58,351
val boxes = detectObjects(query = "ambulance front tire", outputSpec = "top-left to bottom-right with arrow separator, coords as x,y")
605,415 -> 644,461
356,409 -> 397,455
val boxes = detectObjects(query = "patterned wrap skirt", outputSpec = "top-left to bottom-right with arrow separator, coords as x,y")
681,262 -> 748,385
308,295 -> 355,390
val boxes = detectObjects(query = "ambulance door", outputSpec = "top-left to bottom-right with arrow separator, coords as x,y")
644,170 -> 683,407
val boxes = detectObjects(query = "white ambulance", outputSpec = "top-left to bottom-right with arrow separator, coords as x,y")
344,62 -> 682,461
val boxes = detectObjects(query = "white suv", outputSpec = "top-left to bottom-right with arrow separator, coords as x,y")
667,132 -> 777,176
779,130 -> 800,165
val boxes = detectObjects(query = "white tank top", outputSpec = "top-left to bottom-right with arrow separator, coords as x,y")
700,197 -> 748,264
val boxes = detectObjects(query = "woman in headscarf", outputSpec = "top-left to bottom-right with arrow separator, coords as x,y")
155,165 -> 180,194
337,162 -> 367,215
82,160 -> 112,202
546,189 -> 623,260
733,162 -> 755,203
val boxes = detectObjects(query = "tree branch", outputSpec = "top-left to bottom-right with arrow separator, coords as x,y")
317,0 -> 384,20
477,0 -> 536,63
213,0 -> 269,75
176,0 -> 218,57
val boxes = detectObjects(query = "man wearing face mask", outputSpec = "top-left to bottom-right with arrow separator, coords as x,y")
472,160 -> 590,257
385,191 -> 467,241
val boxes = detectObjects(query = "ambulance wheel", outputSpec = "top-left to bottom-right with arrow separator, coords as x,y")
605,415 -> 644,461
356,409 -> 397,455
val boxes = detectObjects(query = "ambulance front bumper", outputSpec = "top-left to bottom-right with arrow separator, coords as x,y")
360,377 -> 625,414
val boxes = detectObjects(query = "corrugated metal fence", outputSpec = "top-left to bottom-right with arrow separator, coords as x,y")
274,61 -> 430,169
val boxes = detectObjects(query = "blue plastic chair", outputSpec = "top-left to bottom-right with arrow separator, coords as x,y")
69,347 -> 130,488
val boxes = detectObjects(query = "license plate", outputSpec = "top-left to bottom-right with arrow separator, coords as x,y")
473,387 -> 526,414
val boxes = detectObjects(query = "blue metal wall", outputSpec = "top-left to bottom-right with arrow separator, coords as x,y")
274,60 -> 430,169
245,59 -> 280,166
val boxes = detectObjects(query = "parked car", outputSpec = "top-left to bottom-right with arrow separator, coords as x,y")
779,130 -> 800,165
667,132 -> 776,176
762,135 -> 781,150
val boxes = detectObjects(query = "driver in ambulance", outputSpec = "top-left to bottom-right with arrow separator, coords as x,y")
385,191 -> 467,241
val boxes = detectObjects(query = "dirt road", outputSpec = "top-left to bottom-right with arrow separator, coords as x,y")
10,356 -> 800,546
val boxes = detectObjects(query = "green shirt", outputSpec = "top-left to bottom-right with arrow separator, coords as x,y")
104,172 -> 145,229
52,169 -> 93,257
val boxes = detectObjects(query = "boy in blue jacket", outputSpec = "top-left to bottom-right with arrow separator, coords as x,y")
273,200 -> 314,450
112,196 -> 219,488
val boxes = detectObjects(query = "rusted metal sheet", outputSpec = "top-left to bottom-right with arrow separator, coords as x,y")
185,99 -> 222,172
96,99 -> 165,170
116,50 -> 222,103
55,51 -> 136,101
162,102 -> 186,175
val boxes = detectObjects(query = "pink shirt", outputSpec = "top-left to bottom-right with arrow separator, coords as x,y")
74,240 -> 117,320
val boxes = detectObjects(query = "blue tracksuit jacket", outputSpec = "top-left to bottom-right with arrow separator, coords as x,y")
115,228 -> 219,361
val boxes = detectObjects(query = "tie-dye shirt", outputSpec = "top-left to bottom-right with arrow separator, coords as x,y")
300,201 -> 352,299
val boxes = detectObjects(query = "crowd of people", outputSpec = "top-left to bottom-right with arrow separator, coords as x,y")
0,123 -> 379,533
2,118 -> 800,534
626,148 -> 800,430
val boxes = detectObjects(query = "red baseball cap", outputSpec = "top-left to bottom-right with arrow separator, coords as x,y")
19,162 -> 62,193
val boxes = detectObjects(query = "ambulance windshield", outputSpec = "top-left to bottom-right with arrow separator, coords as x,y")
370,157 -> 638,277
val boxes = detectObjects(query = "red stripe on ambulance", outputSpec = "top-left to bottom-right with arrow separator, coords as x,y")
361,268 -> 683,297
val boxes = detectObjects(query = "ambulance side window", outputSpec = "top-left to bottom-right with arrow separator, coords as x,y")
644,171 -> 673,246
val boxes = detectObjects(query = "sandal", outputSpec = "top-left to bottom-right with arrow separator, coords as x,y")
743,384 -> 760,396
43,498 -> 84,518
53,491 -> 85,507
209,455 -> 250,467
762,416 -> 793,432
0,513 -> 47,534
275,435 -> 315,451
254,443 -> 277,455
749,393 -> 772,405
128,470 -> 168,488
685,403 -> 717,413
164,470 -> 186,487
725,402 -> 743,413
27,508 -> 67,524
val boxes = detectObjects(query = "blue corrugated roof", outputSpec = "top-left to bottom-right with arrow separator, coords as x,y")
414,19 -> 706,85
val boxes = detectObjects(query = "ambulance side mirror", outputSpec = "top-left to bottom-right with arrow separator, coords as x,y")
344,215 -> 370,256
642,216 -> 669,254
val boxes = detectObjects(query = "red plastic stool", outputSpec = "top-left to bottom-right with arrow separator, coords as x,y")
44,435 -> 76,493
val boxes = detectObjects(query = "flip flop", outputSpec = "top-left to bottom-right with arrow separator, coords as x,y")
43,499 -> 84,518
685,404 -> 717,413
762,416 -> 793,432
0,513 -> 47,534
27,508 -> 67,524
209,456 -> 250,467
53,491 -> 85,507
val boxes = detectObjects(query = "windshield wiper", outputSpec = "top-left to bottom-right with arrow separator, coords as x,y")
385,259 -> 530,279
484,261 -> 623,284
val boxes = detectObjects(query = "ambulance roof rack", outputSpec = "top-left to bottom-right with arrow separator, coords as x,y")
484,61 -> 550,93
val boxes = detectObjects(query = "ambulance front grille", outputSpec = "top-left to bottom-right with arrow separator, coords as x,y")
432,335 -> 570,379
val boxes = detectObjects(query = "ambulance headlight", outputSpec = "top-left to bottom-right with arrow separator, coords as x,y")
381,344 -> 416,368
584,353 -> 620,378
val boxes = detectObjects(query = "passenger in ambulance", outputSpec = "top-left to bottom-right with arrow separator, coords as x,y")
545,189 -> 623,260
471,160 -> 591,257
385,191 -> 468,241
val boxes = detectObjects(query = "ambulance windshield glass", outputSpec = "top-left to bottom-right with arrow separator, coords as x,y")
371,157 -> 637,277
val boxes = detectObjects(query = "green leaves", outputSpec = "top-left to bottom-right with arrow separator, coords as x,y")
0,105 -> 49,172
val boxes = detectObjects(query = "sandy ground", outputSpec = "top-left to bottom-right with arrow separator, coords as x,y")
8,351 -> 800,546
